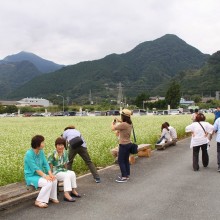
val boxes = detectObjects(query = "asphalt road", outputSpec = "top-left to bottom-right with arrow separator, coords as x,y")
1,136 -> 220,220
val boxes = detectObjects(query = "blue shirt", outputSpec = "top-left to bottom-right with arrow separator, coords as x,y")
214,110 -> 220,121
24,149 -> 50,189
214,118 -> 220,143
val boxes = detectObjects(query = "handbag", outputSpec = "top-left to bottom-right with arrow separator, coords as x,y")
69,136 -> 83,148
130,143 -> 138,154
130,125 -> 138,154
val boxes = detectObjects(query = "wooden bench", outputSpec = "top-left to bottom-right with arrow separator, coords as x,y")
155,140 -> 177,150
0,181 -> 65,210
129,144 -> 152,164
0,182 -> 39,210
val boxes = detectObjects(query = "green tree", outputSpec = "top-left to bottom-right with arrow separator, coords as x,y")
165,81 -> 181,108
134,93 -> 149,108
4,105 -> 18,113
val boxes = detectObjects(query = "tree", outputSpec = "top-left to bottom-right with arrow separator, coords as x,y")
134,93 -> 149,108
165,81 -> 181,108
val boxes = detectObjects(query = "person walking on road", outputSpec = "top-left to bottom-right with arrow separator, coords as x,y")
213,117 -> 220,171
185,113 -> 214,171
111,109 -> 133,183
62,125 -> 101,183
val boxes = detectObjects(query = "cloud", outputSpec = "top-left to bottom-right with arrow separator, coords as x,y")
0,0 -> 220,65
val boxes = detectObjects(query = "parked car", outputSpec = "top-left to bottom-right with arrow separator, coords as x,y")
106,110 -> 120,116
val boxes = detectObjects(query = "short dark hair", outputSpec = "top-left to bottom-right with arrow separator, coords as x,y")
196,113 -> 206,122
161,123 -> 169,131
195,109 -> 199,113
64,125 -> 75,131
164,122 -> 170,127
55,137 -> 66,148
121,114 -> 132,125
31,135 -> 45,149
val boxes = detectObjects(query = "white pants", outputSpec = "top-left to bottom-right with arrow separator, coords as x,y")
56,170 -> 77,192
37,178 -> 58,203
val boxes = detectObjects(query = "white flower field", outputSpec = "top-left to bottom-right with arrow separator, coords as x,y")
0,114 -> 214,186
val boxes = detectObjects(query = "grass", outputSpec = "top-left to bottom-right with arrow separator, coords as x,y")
0,113 -> 214,186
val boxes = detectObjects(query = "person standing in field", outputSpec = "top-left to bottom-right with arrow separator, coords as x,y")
185,113 -> 214,171
48,137 -> 80,202
24,135 -> 59,208
111,109 -> 133,183
62,125 -> 101,183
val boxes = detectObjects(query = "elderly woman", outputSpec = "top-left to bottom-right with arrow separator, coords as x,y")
24,135 -> 59,208
185,113 -> 214,171
48,137 -> 80,202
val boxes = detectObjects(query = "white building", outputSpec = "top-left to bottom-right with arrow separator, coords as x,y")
179,98 -> 194,106
17,97 -> 52,107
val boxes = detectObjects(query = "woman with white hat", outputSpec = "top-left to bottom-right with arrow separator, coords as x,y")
111,109 -> 133,183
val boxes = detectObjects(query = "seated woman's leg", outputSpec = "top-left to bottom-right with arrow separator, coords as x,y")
37,178 -> 55,203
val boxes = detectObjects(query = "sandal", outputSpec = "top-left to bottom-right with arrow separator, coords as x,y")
35,201 -> 48,208
49,199 -> 59,204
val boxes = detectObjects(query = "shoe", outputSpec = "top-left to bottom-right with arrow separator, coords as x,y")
35,201 -> 48,208
115,176 -> 127,183
49,199 -> 59,204
95,178 -> 101,183
70,192 -> 81,198
64,196 -> 76,202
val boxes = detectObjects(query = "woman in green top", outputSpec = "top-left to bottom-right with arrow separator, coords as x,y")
48,137 -> 80,202
24,135 -> 59,208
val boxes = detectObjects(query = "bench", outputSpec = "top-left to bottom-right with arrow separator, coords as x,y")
0,182 -> 39,210
155,140 -> 177,150
0,181 -> 65,210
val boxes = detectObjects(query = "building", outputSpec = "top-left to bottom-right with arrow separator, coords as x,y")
179,98 -> 194,106
17,97 -> 52,107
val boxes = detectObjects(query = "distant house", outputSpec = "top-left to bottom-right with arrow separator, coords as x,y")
0,100 -> 18,106
17,97 -> 52,107
179,98 -> 194,106
148,96 -> 165,103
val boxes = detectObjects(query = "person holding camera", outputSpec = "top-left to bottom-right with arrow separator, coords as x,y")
62,125 -> 101,183
111,109 -> 133,183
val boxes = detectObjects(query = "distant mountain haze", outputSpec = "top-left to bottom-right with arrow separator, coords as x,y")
2,34 -> 218,102
3,51 -> 65,73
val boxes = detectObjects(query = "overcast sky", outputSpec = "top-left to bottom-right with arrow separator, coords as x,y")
0,0 -> 219,65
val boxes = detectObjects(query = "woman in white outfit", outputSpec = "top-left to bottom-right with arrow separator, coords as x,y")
48,137 -> 80,202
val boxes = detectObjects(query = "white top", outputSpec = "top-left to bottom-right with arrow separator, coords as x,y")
161,128 -> 172,141
169,126 -> 177,139
185,121 -> 214,148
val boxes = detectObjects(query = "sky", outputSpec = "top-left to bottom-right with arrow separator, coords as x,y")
0,0 -> 219,65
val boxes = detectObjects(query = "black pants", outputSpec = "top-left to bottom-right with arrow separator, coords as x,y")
67,146 -> 99,179
193,144 -> 209,171
217,142 -> 220,167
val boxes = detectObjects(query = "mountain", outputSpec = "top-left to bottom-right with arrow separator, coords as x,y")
3,51 -> 65,73
0,61 -> 41,97
6,34 -> 210,102
171,50 -> 220,96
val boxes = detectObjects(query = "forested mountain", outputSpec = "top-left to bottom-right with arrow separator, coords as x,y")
6,34 -> 211,102
0,61 -> 41,97
172,51 -> 220,96
2,51 -> 65,73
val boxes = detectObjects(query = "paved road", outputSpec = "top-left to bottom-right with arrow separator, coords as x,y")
1,137 -> 220,220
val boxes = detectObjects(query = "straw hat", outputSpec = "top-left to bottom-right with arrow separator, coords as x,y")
120,109 -> 132,117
